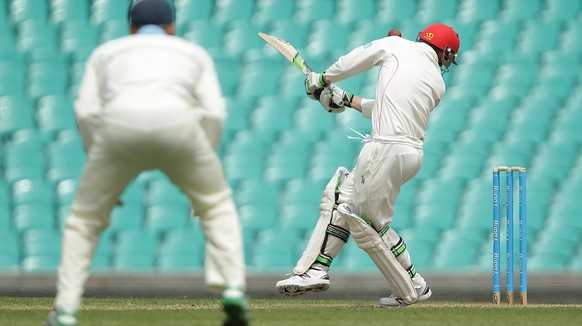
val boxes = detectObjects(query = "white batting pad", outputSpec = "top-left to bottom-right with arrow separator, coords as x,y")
293,167 -> 350,274
337,203 -> 417,304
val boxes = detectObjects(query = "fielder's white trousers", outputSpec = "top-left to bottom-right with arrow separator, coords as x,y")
55,119 -> 245,309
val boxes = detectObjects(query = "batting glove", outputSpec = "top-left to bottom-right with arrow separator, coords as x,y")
305,72 -> 328,100
319,85 -> 352,113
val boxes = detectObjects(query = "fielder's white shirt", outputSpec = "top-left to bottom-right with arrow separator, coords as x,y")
75,27 -> 226,130
324,36 -> 445,146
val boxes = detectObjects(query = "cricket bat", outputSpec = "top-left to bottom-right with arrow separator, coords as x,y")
258,32 -> 313,75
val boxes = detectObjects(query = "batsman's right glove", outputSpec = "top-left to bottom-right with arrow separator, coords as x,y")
318,85 -> 354,113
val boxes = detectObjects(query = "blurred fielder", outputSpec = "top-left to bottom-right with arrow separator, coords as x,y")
45,1 -> 249,325
277,24 -> 460,307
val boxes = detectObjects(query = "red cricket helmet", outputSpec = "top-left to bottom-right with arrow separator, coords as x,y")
418,23 -> 460,70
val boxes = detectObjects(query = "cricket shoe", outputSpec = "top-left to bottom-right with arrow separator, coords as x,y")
378,283 -> 432,308
44,307 -> 78,326
222,287 -> 251,326
276,269 -> 330,296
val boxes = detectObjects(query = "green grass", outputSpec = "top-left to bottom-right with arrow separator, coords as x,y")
1,297 -> 581,325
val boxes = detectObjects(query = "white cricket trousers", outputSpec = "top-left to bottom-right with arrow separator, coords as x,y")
339,141 -> 423,230
55,119 -> 245,309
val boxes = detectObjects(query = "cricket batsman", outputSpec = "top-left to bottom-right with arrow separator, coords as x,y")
276,23 -> 460,307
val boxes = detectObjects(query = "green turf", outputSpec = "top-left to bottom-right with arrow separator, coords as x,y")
1,297 -> 581,326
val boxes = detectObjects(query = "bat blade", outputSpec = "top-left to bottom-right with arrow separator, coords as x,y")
258,32 -> 312,75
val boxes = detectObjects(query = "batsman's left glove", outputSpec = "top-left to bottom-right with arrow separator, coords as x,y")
305,72 -> 328,100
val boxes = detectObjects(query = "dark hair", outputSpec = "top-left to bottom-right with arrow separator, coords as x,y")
128,0 -> 174,26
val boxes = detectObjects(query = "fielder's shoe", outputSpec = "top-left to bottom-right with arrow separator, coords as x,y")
44,307 -> 78,326
222,287 -> 251,326
276,269 -> 330,296
378,283 -> 432,308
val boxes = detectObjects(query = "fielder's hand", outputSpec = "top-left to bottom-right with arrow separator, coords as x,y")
318,85 -> 353,113
305,72 -> 328,100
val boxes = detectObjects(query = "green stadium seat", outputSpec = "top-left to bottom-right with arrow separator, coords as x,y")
0,201 -> 10,228
12,203 -> 55,232
473,20 -> 520,52
306,20 -> 351,58
223,20 -> 265,56
91,0 -> 132,25
457,0 -> 501,23
348,21 -> 391,49
542,0 -> 581,21
107,203 -> 144,233
55,179 -> 77,207
416,177 -> 464,206
16,20 -> 59,55
99,19 -> 128,43
47,130 -> 85,156
251,228 -> 300,270
337,0 -> 376,22
401,239 -> 436,270
570,255 -> 582,271
36,96 -> 77,138
340,247 -> 378,271
182,21 -> 223,52
114,229 -> 158,256
147,178 -> 189,207
158,253 -> 203,272
294,101 -> 337,140
280,179 -> 325,206
499,0 -> 542,21
248,96 -> 295,138
159,227 -> 205,256
253,0 -> 295,24
50,0 -> 90,24
0,96 -> 35,138
416,0 -> 459,23
517,20 -> 562,54
432,243 -> 481,271
4,165 -> 45,183
278,69 -> 309,97
59,19 -> 99,54
0,229 -> 20,258
376,0 -> 417,21
12,179 -> 54,206
22,255 -> 60,272
117,181 -> 144,207
294,0 -> 336,23
112,253 -> 155,272
10,0 -> 50,24
0,253 -> 20,271
238,203 -> 279,235
223,153 -> 265,182
264,162 -> 307,183
145,204 -> 190,234
528,253 -> 570,271
265,20 -> 311,51
175,0 -> 213,24
21,228 -> 61,257
0,57 -> 26,89
4,136 -> 45,169
278,203 -> 319,234
213,54 -> 241,96
213,0 -> 254,24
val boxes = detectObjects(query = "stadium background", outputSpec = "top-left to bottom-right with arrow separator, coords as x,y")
1,0 -> 582,303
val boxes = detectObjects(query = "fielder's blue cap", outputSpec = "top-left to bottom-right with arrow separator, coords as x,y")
128,0 -> 174,25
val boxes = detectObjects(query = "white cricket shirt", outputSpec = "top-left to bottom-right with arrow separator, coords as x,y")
75,28 -> 226,129
324,37 -> 445,145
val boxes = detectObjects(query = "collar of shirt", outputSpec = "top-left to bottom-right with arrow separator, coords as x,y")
136,24 -> 167,35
